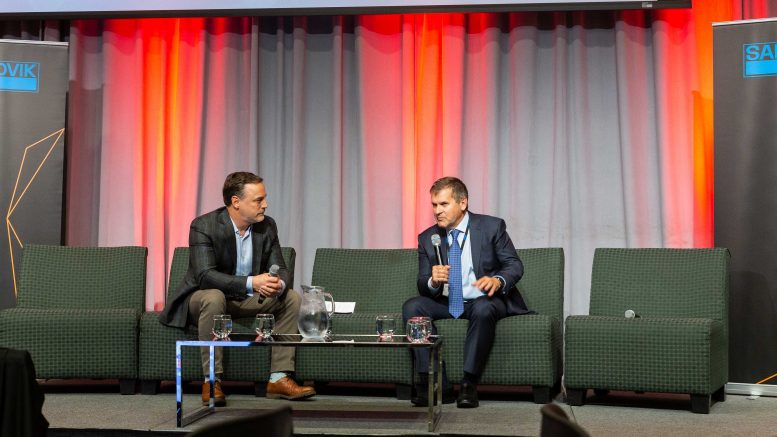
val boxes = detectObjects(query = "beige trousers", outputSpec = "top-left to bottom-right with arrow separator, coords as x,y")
188,288 -> 301,377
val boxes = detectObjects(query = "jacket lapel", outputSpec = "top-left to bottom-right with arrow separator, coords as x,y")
251,223 -> 264,275
218,209 -> 238,273
469,213 -> 482,277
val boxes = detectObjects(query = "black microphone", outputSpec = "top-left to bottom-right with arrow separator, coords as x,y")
431,234 -> 443,265
268,264 -> 280,277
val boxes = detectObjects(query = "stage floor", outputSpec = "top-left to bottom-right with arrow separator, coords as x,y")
41,382 -> 777,437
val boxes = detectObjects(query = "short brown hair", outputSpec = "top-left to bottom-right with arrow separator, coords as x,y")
430,176 -> 468,203
222,172 -> 263,206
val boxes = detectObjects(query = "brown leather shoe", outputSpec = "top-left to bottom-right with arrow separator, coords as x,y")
266,376 -> 316,400
202,380 -> 226,406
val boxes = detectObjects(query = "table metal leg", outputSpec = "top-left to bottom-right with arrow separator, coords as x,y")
427,343 -> 443,432
176,342 -> 182,427
177,343 -> 216,427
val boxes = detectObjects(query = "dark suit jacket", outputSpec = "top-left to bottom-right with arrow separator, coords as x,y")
417,212 -> 530,316
159,207 -> 290,328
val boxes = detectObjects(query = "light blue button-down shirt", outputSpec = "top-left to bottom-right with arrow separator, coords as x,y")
231,219 -> 255,296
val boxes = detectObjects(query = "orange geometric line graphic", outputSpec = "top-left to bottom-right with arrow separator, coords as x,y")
5,128 -> 65,297
756,373 -> 777,385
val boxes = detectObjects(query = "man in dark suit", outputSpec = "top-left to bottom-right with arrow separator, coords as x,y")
403,176 -> 529,408
160,172 -> 314,406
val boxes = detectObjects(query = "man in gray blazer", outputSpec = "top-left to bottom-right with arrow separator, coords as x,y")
160,172 -> 314,406
403,177 -> 529,409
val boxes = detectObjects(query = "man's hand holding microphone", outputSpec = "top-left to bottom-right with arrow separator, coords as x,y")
252,264 -> 283,298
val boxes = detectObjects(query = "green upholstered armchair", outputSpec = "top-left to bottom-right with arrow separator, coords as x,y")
435,248 -> 565,403
138,246 -> 296,395
564,248 -> 730,414
0,245 -> 147,394
294,248 -> 418,396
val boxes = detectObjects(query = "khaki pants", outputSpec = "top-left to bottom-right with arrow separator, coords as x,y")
188,289 -> 300,378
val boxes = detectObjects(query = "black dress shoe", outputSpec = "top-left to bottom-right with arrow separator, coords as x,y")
457,382 -> 479,408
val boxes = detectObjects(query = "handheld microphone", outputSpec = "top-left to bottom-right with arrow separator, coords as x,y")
624,309 -> 640,319
431,234 -> 443,265
268,264 -> 280,277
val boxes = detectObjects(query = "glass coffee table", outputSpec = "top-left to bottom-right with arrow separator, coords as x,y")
176,333 -> 443,431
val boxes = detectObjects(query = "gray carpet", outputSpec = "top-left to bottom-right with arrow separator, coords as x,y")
41,385 -> 777,436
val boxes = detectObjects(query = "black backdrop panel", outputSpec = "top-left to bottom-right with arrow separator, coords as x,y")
714,19 -> 777,384
0,40 -> 68,309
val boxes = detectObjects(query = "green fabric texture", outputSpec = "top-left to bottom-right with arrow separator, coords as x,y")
0,245 -> 147,380
138,246 -> 294,382
0,308 -> 139,379
18,245 -> 147,310
295,249 -> 418,384
564,248 -> 730,396
435,248 -> 564,387
309,248 -> 418,312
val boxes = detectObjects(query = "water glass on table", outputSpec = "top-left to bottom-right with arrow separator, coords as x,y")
375,315 -> 396,342
212,314 -> 232,340
406,316 -> 432,343
255,313 -> 275,342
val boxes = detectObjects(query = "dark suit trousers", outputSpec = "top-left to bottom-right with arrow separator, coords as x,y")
402,294 -> 507,378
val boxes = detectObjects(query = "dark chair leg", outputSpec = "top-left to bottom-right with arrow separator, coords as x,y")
532,386 -> 552,404
255,381 -> 267,397
593,389 -> 610,397
690,394 -> 711,414
140,380 -> 160,395
712,386 -> 726,402
395,383 -> 412,400
119,379 -> 137,395
566,388 -> 586,406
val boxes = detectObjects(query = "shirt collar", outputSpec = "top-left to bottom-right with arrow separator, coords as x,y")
230,218 -> 251,238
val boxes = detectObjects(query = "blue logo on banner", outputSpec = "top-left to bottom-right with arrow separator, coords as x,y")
743,42 -> 777,78
0,60 -> 40,92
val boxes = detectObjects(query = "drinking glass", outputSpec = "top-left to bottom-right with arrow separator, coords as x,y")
212,314 -> 232,340
375,315 -> 396,342
255,313 -> 275,342
406,316 -> 432,343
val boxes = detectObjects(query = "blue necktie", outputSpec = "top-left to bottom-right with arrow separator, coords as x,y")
448,229 -> 464,318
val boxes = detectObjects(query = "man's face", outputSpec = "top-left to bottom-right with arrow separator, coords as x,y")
233,182 -> 268,224
431,187 -> 467,230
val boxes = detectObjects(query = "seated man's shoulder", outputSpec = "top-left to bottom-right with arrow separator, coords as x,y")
191,207 -> 227,227
418,224 -> 439,238
473,213 -> 505,227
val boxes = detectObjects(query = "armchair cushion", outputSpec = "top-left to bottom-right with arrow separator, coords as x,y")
0,245 -> 147,383
563,248 -> 730,405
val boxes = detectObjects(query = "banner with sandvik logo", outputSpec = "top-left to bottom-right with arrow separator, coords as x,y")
0,40 -> 68,309
714,18 -> 777,384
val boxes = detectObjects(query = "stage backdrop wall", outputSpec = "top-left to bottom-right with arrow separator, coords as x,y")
714,18 -> 777,384
66,7 -> 734,316
0,39 -> 68,309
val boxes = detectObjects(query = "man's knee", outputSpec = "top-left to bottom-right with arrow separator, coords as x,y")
198,289 -> 227,313
469,299 -> 503,321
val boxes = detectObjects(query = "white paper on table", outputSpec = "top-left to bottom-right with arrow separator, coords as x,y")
325,301 -> 356,313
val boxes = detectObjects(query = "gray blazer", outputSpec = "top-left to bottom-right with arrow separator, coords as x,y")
159,207 -> 290,328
